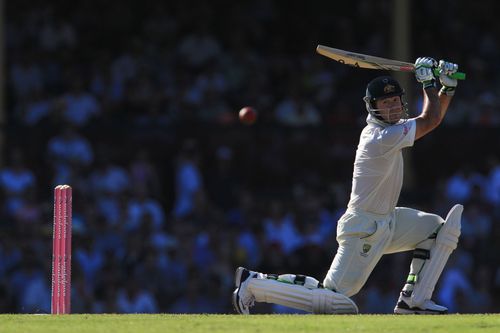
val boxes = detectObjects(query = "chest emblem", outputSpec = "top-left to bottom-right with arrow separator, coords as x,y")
360,243 -> 372,257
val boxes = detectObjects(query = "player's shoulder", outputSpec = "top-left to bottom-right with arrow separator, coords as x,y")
381,120 -> 416,146
360,124 -> 382,144
363,122 -> 384,136
380,119 -> 415,135
361,120 -> 415,144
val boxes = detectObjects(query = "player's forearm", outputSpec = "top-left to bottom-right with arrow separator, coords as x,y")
422,87 -> 442,124
414,87 -> 441,140
413,58 -> 459,140
438,92 -> 453,119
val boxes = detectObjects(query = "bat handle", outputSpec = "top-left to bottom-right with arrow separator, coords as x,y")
433,68 -> 466,80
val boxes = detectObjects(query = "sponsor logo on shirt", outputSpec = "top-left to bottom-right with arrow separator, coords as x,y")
403,124 -> 409,135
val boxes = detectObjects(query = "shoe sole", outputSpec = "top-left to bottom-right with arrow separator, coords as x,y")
232,267 -> 250,314
394,307 -> 448,315
394,309 -> 448,315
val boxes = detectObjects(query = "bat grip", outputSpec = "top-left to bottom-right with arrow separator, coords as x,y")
433,69 -> 466,80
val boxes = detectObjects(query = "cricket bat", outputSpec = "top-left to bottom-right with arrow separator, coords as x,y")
316,45 -> 466,80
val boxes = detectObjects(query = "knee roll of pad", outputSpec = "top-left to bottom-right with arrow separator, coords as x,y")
436,225 -> 460,250
435,214 -> 461,250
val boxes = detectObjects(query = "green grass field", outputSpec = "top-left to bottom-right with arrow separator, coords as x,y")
1,314 -> 499,333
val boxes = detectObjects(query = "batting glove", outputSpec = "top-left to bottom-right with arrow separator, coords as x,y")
438,60 -> 458,96
415,57 -> 437,89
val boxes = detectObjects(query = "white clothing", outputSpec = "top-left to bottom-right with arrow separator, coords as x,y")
347,119 -> 416,215
248,277 -> 358,314
324,117 -> 440,297
235,111 -> 460,314
323,207 -> 442,297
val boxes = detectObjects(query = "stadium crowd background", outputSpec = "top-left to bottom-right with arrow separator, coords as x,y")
1,0 -> 499,313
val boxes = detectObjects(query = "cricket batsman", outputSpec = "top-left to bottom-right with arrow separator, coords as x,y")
232,57 -> 463,314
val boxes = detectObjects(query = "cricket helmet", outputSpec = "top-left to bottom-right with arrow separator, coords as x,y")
363,76 -> 408,124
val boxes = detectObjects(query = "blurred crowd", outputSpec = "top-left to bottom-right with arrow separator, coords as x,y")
1,0 -> 499,314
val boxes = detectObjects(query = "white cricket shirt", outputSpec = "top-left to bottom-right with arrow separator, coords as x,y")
347,116 -> 416,215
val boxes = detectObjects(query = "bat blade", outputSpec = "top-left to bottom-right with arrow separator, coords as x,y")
316,45 -> 466,80
316,45 -> 415,72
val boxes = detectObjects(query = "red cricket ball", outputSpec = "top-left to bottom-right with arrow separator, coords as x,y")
239,106 -> 257,125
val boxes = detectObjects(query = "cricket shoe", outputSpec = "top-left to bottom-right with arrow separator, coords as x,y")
232,267 -> 257,314
394,293 -> 448,314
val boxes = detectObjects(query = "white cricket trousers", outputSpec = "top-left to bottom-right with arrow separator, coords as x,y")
323,207 -> 442,297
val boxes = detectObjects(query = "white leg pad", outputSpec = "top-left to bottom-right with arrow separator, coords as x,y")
411,204 -> 463,306
312,288 -> 359,314
248,278 -> 358,314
